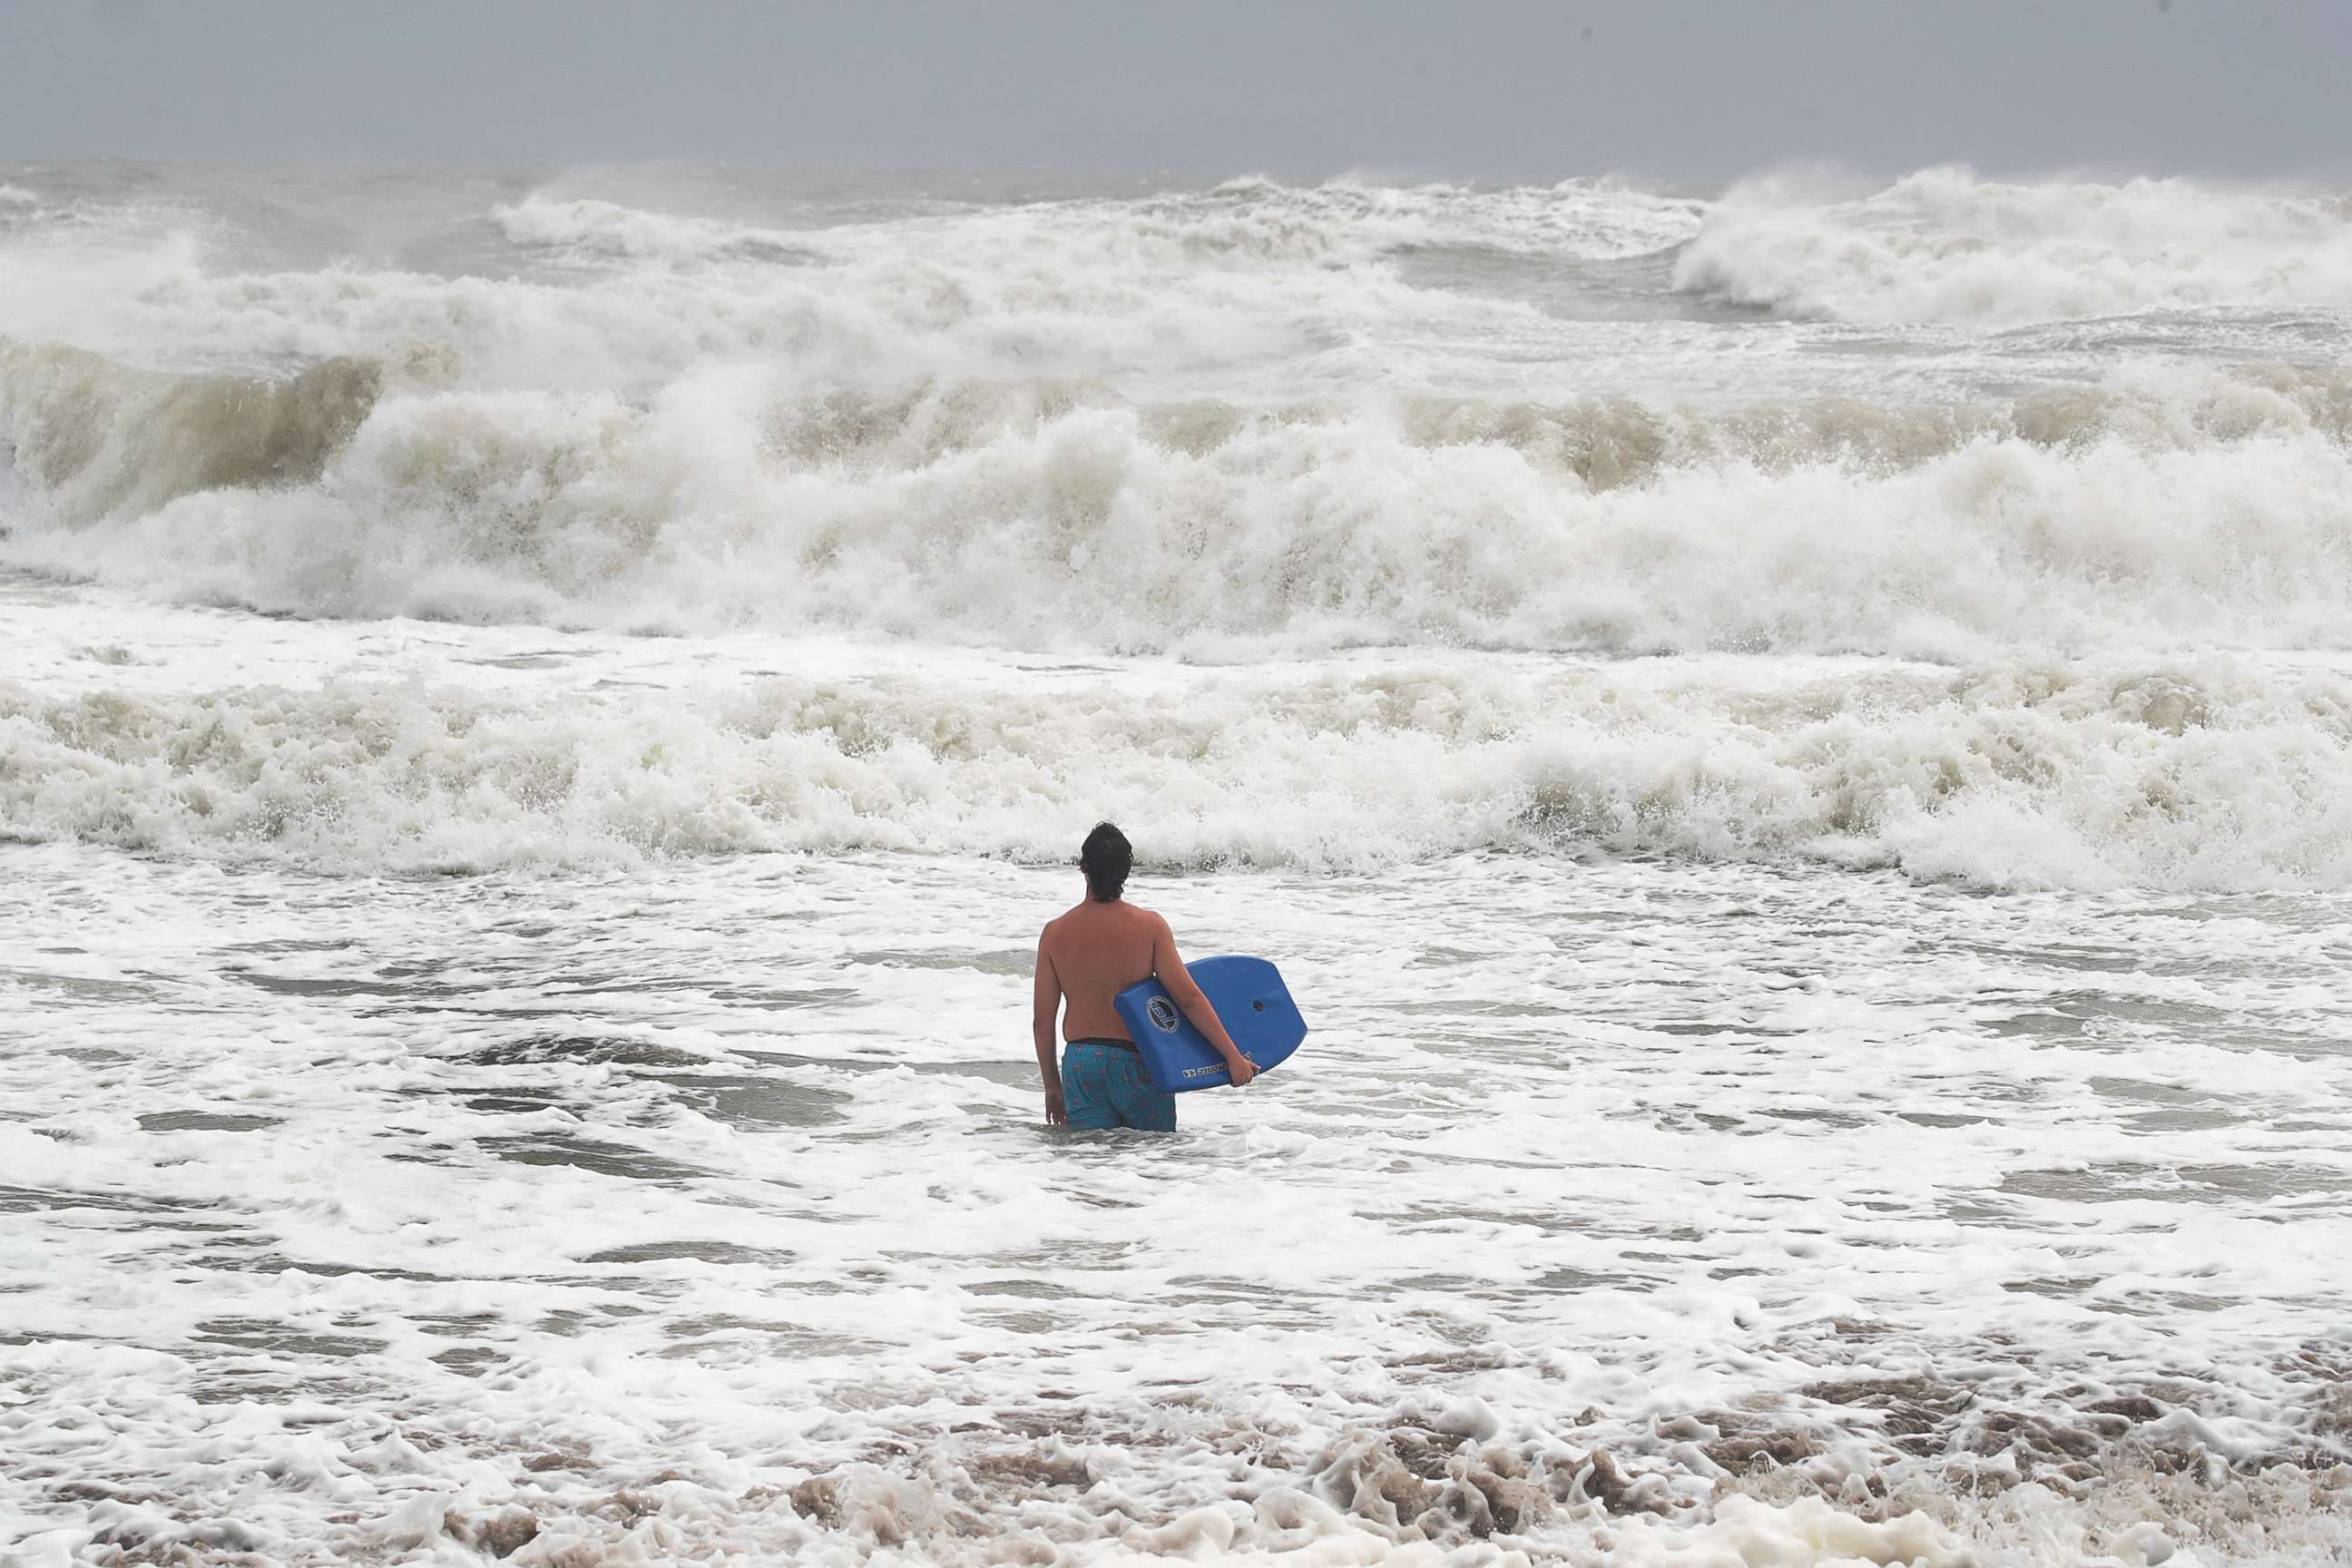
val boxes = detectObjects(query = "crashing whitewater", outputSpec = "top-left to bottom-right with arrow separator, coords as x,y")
3,162 -> 2350,1567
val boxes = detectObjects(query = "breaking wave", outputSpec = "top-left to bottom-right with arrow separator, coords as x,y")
1676,167 -> 2352,326
3,165 -> 2348,889
5,344 -> 2352,660
5,657 -> 2347,887
0,338 -> 380,521
496,175 -> 1705,270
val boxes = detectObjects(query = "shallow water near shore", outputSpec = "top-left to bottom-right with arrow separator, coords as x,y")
5,841 -> 2349,1563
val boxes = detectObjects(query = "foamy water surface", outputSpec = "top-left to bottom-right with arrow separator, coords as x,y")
3,162 -> 2350,1565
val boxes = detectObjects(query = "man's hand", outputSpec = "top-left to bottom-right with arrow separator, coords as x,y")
1045,1085 -> 1068,1125
1224,1052 -> 1257,1088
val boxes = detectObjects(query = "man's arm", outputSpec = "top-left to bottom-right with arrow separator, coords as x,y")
1033,930 -> 1067,1124
1150,915 -> 1257,1086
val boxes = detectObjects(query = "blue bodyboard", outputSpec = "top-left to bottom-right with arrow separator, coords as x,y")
1113,955 -> 1306,1094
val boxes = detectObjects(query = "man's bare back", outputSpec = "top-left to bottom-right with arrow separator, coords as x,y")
1037,897 -> 1168,1042
1032,824 -> 1254,1129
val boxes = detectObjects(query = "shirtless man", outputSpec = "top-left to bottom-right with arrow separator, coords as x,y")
1033,822 -> 1256,1130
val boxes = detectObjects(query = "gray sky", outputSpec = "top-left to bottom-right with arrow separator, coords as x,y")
2,0 -> 2344,181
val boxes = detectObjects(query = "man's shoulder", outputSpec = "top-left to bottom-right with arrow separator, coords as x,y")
1039,901 -> 1093,938
1042,901 -> 1163,937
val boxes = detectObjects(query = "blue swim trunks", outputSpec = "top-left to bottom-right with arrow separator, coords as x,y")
1061,1038 -> 1176,1132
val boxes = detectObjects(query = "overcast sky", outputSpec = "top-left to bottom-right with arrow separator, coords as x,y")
1,1 -> 2343,181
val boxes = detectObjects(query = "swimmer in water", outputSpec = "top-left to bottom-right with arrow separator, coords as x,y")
1031,822 -> 1255,1130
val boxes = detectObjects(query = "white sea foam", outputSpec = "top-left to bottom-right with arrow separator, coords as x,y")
4,631 -> 2347,889
5,162 -> 2352,1568
3,848 -> 2347,1564
2,179 -> 1614,399
6,344 -> 2352,659
1677,167 -> 2352,326
498,175 -> 1704,270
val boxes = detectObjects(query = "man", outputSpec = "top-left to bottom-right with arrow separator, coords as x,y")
1033,822 -> 1256,1130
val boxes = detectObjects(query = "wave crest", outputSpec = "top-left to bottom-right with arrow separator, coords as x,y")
495,177 -> 1704,272
1675,167 -> 2352,325
0,338 -> 380,522
6,349 -> 2352,659
5,659 -> 2345,888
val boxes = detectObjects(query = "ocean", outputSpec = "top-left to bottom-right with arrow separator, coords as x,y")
2,161 -> 2348,1566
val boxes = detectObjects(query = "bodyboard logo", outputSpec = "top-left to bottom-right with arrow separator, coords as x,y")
1147,996 -> 1181,1032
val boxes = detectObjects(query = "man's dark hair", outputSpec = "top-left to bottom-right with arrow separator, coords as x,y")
1081,822 -> 1132,903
